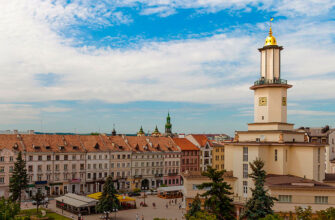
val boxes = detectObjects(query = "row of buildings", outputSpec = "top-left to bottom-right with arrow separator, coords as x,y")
0,131 -> 219,199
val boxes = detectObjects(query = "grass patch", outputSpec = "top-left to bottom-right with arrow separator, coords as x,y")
19,209 -> 71,220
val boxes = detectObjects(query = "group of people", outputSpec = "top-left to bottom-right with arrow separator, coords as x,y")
166,198 -> 181,209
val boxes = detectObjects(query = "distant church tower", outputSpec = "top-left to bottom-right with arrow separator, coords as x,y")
165,112 -> 172,136
137,126 -> 145,136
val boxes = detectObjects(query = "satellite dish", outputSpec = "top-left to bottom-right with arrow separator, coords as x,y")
260,135 -> 265,141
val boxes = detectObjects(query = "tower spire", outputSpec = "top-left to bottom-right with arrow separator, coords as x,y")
165,112 -> 172,136
264,17 -> 277,46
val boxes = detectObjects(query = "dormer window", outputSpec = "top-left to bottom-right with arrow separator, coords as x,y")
143,145 -> 148,151
94,143 -> 100,149
13,143 -> 18,150
45,146 -> 51,150
33,145 -> 41,150
135,144 -> 139,151
72,146 -> 79,150
59,146 -> 65,150
118,145 -> 123,150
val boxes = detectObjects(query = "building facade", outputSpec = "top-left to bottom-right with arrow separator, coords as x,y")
211,142 -> 225,171
186,134 -> 213,171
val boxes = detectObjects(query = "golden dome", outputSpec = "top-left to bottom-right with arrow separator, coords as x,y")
264,27 -> 277,46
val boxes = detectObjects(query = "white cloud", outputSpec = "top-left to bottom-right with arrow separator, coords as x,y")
0,0 -> 335,108
0,104 -> 39,124
288,110 -> 335,116
41,106 -> 72,113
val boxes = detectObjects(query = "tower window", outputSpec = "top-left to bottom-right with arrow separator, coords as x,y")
275,149 -> 278,161
243,147 -> 248,162
262,116 -> 264,120
243,164 -> 248,178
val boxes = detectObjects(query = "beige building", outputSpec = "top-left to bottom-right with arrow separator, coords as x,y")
222,26 -> 335,214
0,135 -> 20,197
108,135 -> 132,191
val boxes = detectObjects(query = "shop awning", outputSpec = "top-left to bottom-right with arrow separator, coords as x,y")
55,193 -> 97,208
87,192 -> 135,202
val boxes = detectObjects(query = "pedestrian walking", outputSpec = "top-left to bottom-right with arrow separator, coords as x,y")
141,214 -> 144,220
166,203 -> 168,209
136,213 -> 139,220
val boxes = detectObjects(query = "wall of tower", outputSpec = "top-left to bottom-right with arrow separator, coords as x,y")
254,87 -> 287,123
260,48 -> 281,80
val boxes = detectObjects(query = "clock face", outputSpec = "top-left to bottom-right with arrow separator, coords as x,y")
259,97 -> 267,106
282,97 -> 287,106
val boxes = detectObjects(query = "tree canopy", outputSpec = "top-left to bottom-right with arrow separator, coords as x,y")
9,151 -> 28,204
96,176 -> 120,215
242,158 -> 277,220
0,197 -> 20,220
197,166 -> 235,220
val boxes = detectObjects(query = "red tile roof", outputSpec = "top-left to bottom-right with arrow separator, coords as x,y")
190,134 -> 212,147
173,138 -> 199,151
0,134 -> 24,151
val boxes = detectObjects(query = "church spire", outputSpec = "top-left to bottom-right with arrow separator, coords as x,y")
165,112 -> 172,136
137,126 -> 145,136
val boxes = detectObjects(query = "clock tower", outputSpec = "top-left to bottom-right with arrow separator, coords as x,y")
249,25 -> 292,131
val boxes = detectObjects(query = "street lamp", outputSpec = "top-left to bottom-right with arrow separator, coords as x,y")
104,211 -> 110,220
112,208 -> 118,220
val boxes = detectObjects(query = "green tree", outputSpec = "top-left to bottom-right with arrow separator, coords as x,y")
316,207 -> 335,220
242,158 -> 277,220
9,151 -> 28,205
31,190 -> 45,213
186,194 -> 202,219
0,197 -> 20,220
197,166 -> 235,220
189,211 -> 217,220
260,214 -> 283,220
96,176 -> 120,219
295,206 -> 313,220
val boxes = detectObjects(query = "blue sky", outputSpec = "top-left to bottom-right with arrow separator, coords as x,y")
0,0 -> 335,135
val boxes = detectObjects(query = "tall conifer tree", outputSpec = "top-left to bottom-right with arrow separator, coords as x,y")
197,166 -> 235,220
242,158 -> 277,219
96,176 -> 120,219
9,151 -> 28,205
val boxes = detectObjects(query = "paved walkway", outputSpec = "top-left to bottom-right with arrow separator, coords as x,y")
23,195 -> 185,220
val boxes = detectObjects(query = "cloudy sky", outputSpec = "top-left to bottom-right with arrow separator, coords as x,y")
0,0 -> 335,135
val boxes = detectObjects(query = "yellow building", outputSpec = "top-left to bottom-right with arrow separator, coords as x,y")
222,25 -> 335,214
212,142 -> 225,171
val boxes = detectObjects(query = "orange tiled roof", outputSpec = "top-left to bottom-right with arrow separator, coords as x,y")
124,136 -> 156,152
147,136 -> 179,151
0,134 -> 24,151
79,135 -> 109,152
190,134 -> 212,147
106,136 -> 132,151
173,138 -> 199,151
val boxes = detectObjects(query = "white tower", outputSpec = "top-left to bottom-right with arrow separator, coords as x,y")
249,25 -> 293,131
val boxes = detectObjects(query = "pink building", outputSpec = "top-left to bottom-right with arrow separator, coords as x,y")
173,137 -> 200,184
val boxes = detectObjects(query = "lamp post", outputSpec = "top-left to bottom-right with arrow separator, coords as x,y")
112,208 -> 118,220
62,199 -> 64,215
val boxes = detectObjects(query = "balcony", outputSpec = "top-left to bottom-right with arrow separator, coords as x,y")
254,78 -> 287,86
155,174 -> 163,177
133,175 -> 142,179
168,173 -> 178,176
